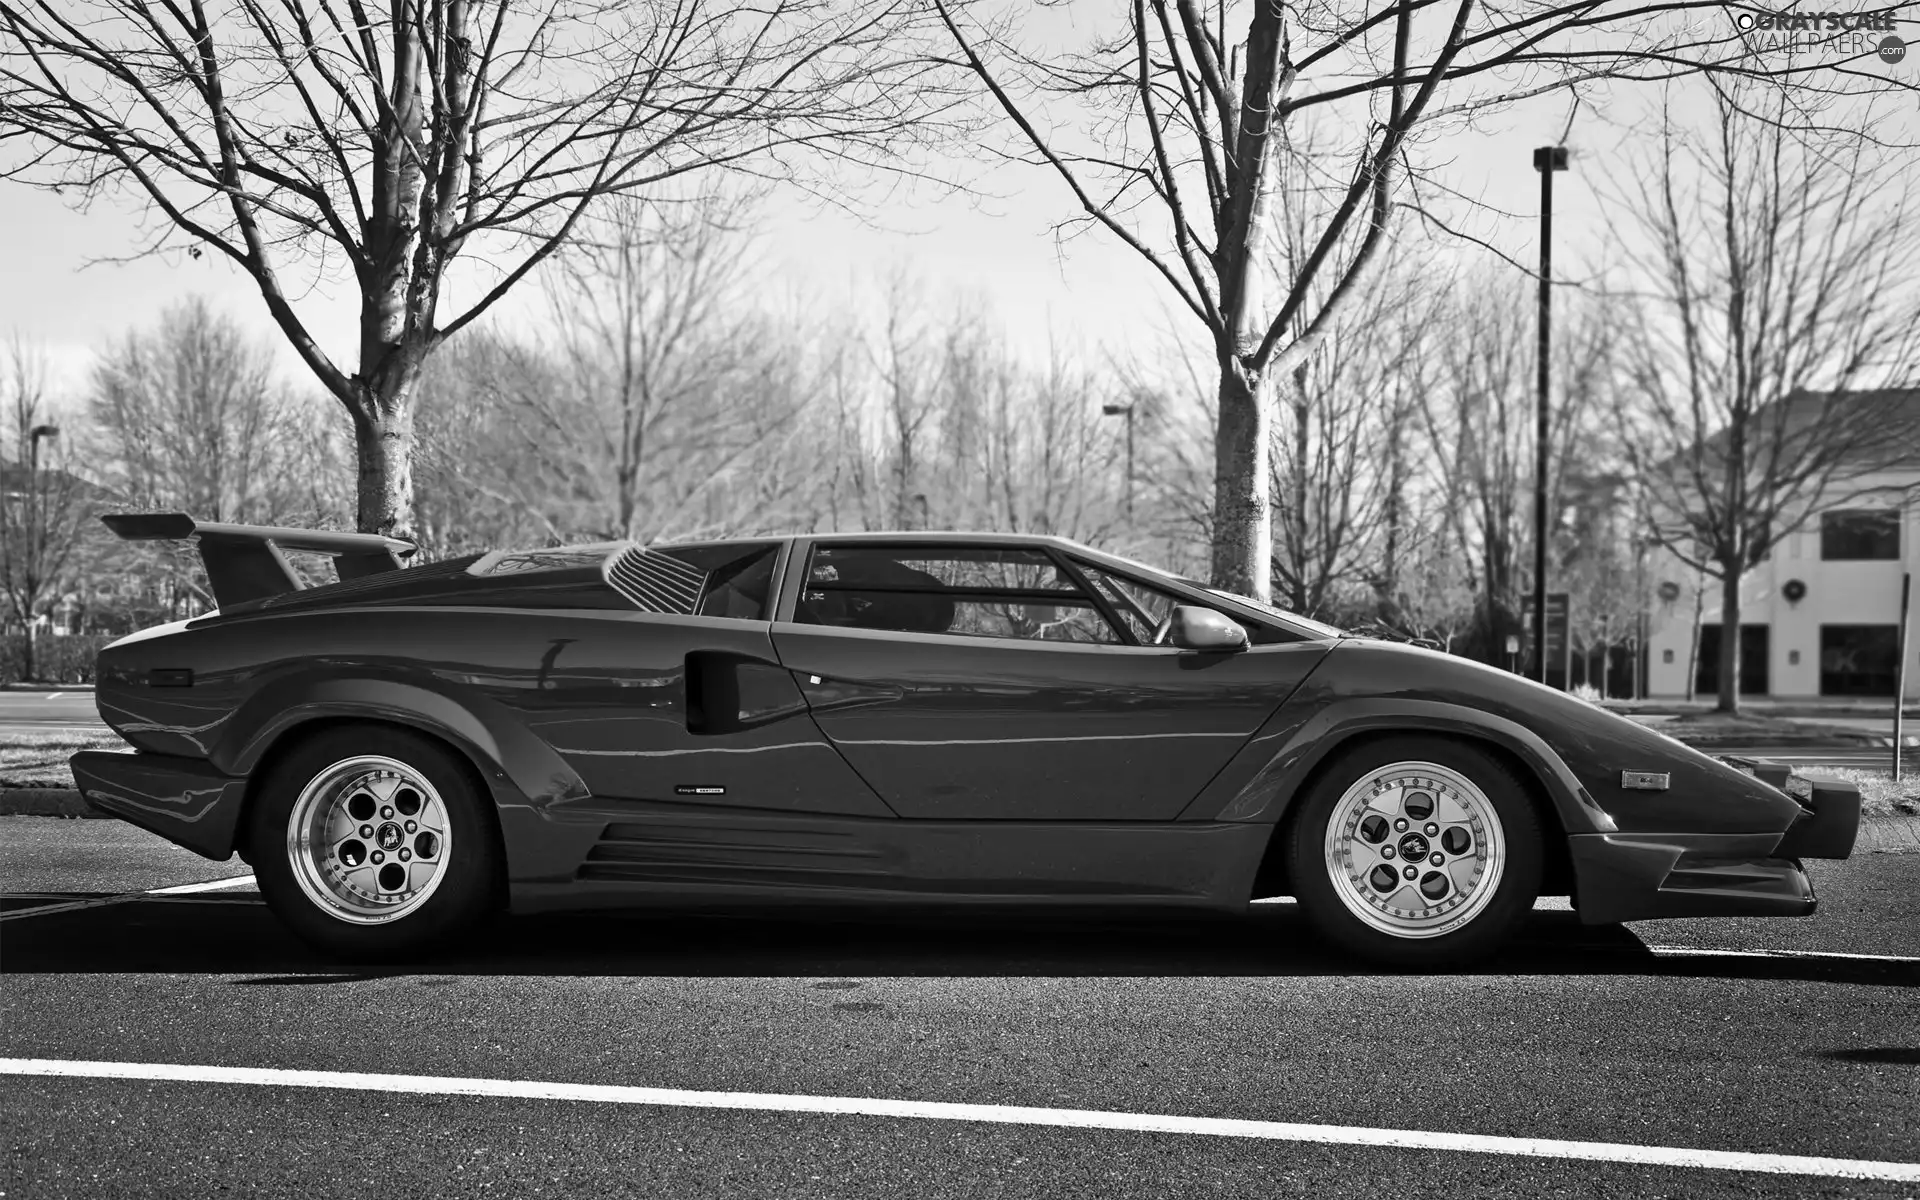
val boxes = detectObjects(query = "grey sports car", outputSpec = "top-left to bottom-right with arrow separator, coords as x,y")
69,513 -> 1860,965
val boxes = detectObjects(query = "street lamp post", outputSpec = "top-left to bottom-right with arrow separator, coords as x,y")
25,423 -> 58,557
1532,145 -> 1568,685
1100,401 -> 1136,521
27,423 -> 58,476
21,424 -> 58,677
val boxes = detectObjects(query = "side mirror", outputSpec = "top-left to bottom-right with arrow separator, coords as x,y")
1168,605 -> 1249,651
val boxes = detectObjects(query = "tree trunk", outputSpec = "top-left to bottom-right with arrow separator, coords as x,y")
20,620 -> 36,683
1289,371 -> 1309,612
1685,580 -> 1705,703
353,401 -> 418,542
1600,616 -> 1611,699
1379,415 -> 1405,621
1716,565 -> 1742,714
1210,361 -> 1271,600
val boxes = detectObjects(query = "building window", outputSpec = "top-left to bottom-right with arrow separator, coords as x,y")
1820,625 -> 1898,696
1820,510 -> 1900,560
1696,624 -> 1770,695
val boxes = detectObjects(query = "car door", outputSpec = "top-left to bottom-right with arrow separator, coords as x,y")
770,540 -> 1331,821
490,541 -> 892,819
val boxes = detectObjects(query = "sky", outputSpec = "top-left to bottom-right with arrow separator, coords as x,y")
0,106 -> 1607,395
1,2 -> 1914,402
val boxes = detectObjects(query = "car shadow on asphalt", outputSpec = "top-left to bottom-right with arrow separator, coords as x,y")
2,895 -> 1915,988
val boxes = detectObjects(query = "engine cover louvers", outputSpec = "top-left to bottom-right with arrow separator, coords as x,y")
604,546 -> 709,615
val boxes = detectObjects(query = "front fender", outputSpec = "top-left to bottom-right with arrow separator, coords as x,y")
1187,695 -> 1618,836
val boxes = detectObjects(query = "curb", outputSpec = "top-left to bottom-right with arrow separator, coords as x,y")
0,788 -> 95,817
2,790 -> 1917,850
1860,816 -> 1920,854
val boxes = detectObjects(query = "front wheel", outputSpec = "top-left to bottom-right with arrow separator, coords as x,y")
248,725 -> 501,960
1285,738 -> 1544,968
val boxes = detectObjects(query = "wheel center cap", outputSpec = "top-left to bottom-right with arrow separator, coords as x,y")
376,822 -> 405,851
1399,832 -> 1430,861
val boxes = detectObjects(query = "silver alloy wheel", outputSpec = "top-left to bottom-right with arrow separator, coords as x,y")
286,755 -> 453,925
1323,760 -> 1507,939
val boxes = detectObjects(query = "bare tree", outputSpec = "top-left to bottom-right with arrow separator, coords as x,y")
89,298 -> 338,611
1270,266 -> 1429,621
1557,470 -> 1641,693
1611,81 -> 1920,713
1384,515 -> 1478,652
823,283 -> 1132,543
1,0 -> 970,538
962,341 -> 1128,544
411,208 -> 825,553
0,338 -> 87,679
873,276 -> 942,529
533,192 -> 811,540
933,0 -> 1910,600
90,297 -> 307,524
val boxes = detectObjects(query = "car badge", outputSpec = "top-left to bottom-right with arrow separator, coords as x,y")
674,785 -> 726,796
1620,771 -> 1670,791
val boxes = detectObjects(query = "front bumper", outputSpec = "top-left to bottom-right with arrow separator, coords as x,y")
1569,763 -> 1861,925
70,749 -> 249,862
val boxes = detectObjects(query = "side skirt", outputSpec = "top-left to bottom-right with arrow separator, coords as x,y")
501,805 -> 1272,915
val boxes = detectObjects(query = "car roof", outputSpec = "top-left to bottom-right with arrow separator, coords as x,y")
780,530 -> 1087,549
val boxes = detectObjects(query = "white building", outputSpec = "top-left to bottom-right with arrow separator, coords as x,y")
1644,389 -> 1920,699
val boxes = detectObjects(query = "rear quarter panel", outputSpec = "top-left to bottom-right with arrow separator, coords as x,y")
95,604 -> 886,882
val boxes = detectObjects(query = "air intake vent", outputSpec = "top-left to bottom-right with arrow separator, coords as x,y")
604,546 -> 709,615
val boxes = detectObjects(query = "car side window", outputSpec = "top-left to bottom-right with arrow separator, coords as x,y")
650,544 -> 780,619
1079,566 -> 1180,643
1075,561 -> 1294,645
796,546 -> 1122,645
698,547 -> 778,619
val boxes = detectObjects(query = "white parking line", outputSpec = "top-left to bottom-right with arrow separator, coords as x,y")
0,874 -> 256,922
1648,944 -> 1920,965
148,875 -> 257,895
3,1058 -> 1916,1181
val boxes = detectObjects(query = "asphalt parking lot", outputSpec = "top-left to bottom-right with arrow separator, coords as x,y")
2,816 -> 1917,1199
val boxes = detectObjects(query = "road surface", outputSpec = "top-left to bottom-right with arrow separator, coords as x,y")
0,691 -> 101,737
2,817 -> 1916,1199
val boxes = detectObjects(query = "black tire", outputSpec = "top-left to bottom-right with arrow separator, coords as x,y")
247,724 -> 501,961
1284,736 -> 1545,968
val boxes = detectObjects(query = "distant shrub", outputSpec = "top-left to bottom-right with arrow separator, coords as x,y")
0,633 -> 117,684
1568,682 -> 1604,705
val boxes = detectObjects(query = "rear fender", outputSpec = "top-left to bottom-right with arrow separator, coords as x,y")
210,674 -> 591,881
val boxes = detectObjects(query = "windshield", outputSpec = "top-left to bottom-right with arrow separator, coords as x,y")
1201,587 -> 1346,638
1092,548 -> 1346,637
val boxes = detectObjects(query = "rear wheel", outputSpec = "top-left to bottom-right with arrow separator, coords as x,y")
249,725 -> 500,960
1286,737 -> 1544,967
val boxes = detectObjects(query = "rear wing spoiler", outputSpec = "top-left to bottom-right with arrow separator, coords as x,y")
100,511 -> 417,608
